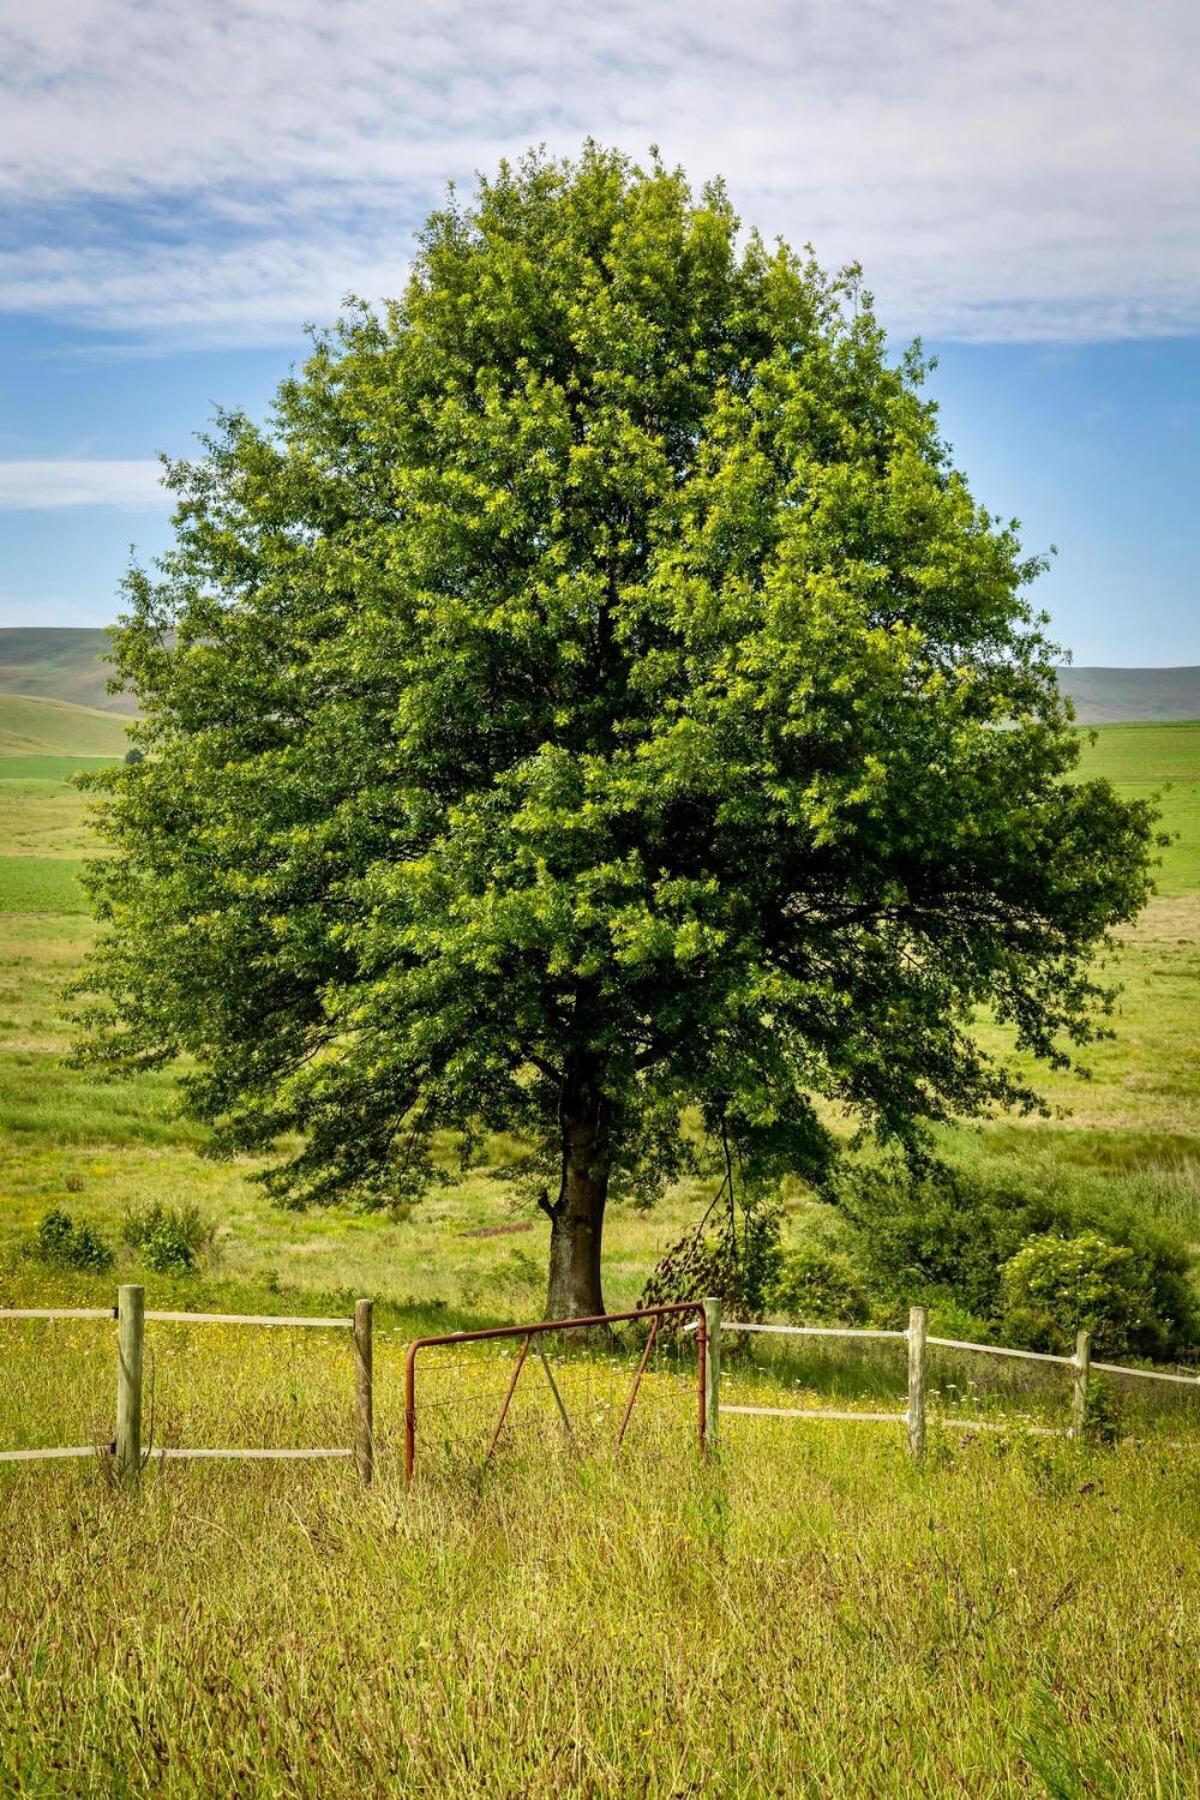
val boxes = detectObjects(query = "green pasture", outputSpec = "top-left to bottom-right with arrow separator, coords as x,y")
1076,720 -> 1200,894
0,692 -> 129,757
1,698 -> 1198,1316
0,858 -> 89,913
1,1368 -> 1199,1794
3,695 -> 1200,1795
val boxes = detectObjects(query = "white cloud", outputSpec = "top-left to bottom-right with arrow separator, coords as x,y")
0,0 -> 1197,343
0,460 -> 168,508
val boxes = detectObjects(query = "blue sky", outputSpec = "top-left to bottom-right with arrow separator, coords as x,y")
1,0 -> 1197,664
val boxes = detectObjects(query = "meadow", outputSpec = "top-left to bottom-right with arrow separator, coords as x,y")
3,1409 -> 1200,1795
3,694 -> 1200,1794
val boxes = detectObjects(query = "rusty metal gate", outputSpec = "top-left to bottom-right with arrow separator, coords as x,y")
403,1301 -> 709,1481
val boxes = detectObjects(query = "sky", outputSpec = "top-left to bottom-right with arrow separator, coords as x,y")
0,0 -> 1197,665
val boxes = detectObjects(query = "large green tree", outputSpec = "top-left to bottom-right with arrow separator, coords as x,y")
75,146 -> 1155,1318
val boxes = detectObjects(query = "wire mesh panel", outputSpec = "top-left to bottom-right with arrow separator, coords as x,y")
404,1303 -> 708,1481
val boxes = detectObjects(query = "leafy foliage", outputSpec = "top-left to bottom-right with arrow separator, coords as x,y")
1001,1233 -> 1162,1359
72,144 -> 1156,1307
837,1159 -> 1197,1355
771,1243 -> 869,1325
122,1200 -> 214,1275
25,1208 -> 113,1273
639,1188 -> 784,1319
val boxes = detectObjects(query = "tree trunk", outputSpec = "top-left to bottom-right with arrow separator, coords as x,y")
544,1061 -> 610,1320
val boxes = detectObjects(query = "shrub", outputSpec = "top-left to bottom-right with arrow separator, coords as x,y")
122,1202 -> 214,1276
836,1162 -> 1058,1320
770,1245 -> 867,1325
923,1297 -> 995,1346
142,1228 -> 197,1274
26,1208 -> 114,1273
836,1160 -> 1198,1356
1000,1233 -> 1163,1359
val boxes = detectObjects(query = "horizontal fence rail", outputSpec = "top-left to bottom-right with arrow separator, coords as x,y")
723,1322 -> 909,1341
2,1307 -> 117,1321
7,1290 -> 1198,1480
925,1334 -> 1077,1367
1091,1360 -> 1200,1387
712,1309 -> 1200,1454
148,1447 -> 355,1461
723,1406 -> 907,1425
1,1288 -> 374,1481
143,1310 -> 355,1328
0,1445 -> 109,1463
0,1306 -> 352,1327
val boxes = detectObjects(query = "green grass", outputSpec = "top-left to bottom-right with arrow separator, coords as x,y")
1,1376 -> 1199,1794
2,717 -> 1200,1794
0,693 -> 131,757
0,754 -> 121,782
1075,720 -> 1200,893
0,859 -> 89,913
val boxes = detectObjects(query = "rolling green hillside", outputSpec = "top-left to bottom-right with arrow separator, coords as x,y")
0,694 -> 131,757
0,627 -> 136,715
1058,665 -> 1200,723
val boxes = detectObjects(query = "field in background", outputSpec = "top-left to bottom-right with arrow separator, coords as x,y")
1057,664 -> 1200,724
1,692 -> 1199,1320
3,690 -> 1200,1794
4,625 -> 1196,723
0,697 -> 130,756
0,626 -> 136,715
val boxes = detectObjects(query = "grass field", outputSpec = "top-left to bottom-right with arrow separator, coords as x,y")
3,693 -> 1200,1794
0,693 -> 130,756
1076,722 -> 1200,894
2,1386 -> 1200,1794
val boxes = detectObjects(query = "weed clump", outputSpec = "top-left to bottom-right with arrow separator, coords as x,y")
24,1207 -> 113,1273
122,1201 -> 215,1275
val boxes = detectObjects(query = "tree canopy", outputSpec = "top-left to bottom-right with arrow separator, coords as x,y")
74,145 -> 1157,1317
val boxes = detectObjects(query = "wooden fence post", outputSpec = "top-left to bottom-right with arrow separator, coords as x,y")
354,1299 -> 374,1484
115,1283 -> 144,1479
703,1296 -> 722,1452
1072,1329 -> 1092,1437
907,1305 -> 927,1461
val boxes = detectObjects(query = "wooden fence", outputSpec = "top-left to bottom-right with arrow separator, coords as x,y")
1,1285 -> 375,1482
700,1302 -> 1200,1454
7,1290 -> 1199,1480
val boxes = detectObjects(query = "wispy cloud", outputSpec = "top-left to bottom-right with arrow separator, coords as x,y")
1,0 -> 1197,345
0,460 -> 167,508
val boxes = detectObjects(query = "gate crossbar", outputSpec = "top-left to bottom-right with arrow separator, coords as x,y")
404,1301 -> 708,1481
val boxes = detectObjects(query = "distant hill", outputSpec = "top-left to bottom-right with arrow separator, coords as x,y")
1056,667 -> 1200,724
0,628 -> 135,715
0,694 -> 131,757
1,628 -> 1196,726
